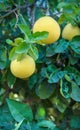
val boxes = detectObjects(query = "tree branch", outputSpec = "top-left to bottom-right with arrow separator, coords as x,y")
0,4 -> 31,19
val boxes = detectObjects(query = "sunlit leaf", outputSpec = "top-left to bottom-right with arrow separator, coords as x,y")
15,42 -> 30,54
9,47 -> 18,60
32,31 -> 49,43
18,24 -> 32,42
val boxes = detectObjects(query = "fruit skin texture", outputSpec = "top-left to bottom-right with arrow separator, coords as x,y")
10,55 -> 35,79
33,16 -> 61,44
62,23 -> 80,40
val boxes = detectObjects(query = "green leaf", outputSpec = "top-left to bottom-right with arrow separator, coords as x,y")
47,64 -> 57,73
0,88 -> 5,96
18,14 -> 27,25
46,44 -> 57,57
18,24 -> 32,42
64,74 -> 71,82
32,31 -> 49,42
0,2 -> 6,10
0,104 -> 15,129
46,39 -> 69,57
6,99 -> 33,122
14,37 -> 24,44
54,39 -> 69,53
15,42 -> 30,54
69,36 -> 80,54
70,116 -> 80,128
48,70 -> 66,83
36,120 -> 56,130
36,80 -> 56,99
6,39 -> 14,46
28,74 -> 38,89
66,67 -> 80,85
9,47 -> 18,60
60,79 -> 72,98
71,82 -> 80,102
0,45 -> 7,69
36,44 -> 46,62
51,96 -> 70,113
68,54 -> 78,65
40,67 -> 48,78
7,70 -> 16,89
58,14 -> 67,24
57,2 -> 69,9
28,45 -> 39,60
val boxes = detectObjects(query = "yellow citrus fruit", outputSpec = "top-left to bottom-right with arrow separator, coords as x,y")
62,23 -> 80,40
33,16 -> 61,44
10,55 -> 36,79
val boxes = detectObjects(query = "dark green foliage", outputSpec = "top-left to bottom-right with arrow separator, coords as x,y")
0,0 -> 80,129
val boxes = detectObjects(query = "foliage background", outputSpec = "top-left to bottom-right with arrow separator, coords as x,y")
0,0 -> 80,130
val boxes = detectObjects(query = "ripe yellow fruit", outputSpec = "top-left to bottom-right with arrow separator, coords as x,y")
62,23 -> 80,40
10,55 -> 36,79
33,16 -> 61,44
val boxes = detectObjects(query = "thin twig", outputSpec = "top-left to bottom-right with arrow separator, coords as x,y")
14,11 -> 19,27
31,6 -> 36,27
0,4 -> 30,19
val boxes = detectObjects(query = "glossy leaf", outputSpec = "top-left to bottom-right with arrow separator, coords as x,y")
54,39 -> 69,53
7,99 -> 33,122
66,67 -> 80,85
71,82 -> 80,102
48,70 -> 66,83
69,36 -> 80,54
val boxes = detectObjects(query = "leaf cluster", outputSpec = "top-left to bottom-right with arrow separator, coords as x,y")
0,0 -> 80,130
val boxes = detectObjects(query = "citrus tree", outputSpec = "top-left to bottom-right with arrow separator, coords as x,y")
0,0 -> 80,130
